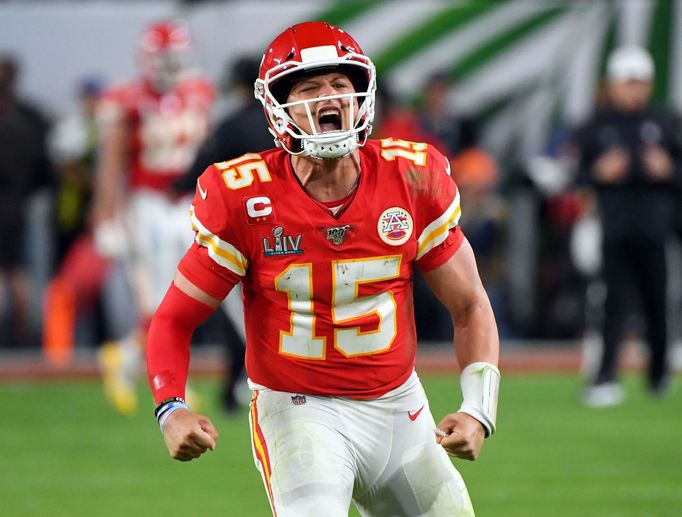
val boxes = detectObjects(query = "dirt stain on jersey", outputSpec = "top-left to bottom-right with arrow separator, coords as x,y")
404,167 -> 445,199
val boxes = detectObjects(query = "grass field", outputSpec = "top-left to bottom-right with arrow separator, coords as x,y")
1,373 -> 680,516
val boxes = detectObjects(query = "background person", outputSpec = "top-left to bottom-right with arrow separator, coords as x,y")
0,54 -> 53,348
49,77 -> 104,262
571,45 -> 682,406
417,71 -> 478,158
93,20 -> 215,414
43,76 -> 110,362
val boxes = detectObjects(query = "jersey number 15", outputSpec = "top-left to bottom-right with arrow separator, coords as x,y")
275,256 -> 401,359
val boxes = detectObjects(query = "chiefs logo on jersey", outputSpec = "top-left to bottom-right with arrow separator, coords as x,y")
378,207 -> 413,246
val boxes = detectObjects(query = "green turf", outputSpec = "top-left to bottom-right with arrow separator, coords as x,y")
1,373 -> 680,516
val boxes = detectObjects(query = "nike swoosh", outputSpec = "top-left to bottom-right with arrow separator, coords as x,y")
197,180 -> 207,200
408,405 -> 425,421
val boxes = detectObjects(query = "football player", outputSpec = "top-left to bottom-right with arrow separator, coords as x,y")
93,20 -> 214,414
147,21 -> 500,516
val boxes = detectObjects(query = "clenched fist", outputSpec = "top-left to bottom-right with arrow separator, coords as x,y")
436,412 -> 486,461
162,409 -> 219,462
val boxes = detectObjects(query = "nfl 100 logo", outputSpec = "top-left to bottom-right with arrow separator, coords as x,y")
326,224 -> 351,246
291,395 -> 307,406
378,207 -> 413,246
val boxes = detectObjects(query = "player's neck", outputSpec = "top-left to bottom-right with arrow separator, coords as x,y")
291,152 -> 361,203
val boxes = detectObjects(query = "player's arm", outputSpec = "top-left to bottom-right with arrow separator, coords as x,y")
147,243 -> 239,461
147,270 -> 220,461
422,235 -> 500,461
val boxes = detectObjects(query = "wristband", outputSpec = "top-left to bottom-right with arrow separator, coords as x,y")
154,397 -> 186,419
155,397 -> 189,432
458,361 -> 500,437
158,402 -> 189,432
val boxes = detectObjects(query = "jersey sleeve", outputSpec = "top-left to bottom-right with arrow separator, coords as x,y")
182,165 -> 249,290
414,146 -> 464,271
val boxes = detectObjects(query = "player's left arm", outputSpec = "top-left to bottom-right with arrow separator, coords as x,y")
422,235 -> 500,461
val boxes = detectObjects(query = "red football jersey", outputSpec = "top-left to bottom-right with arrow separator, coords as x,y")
98,77 -> 214,192
187,139 -> 463,398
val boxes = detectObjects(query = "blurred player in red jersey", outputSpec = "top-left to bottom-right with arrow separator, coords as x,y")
147,21 -> 499,516
93,20 -> 214,414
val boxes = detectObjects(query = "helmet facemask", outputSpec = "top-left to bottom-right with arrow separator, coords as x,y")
255,54 -> 376,160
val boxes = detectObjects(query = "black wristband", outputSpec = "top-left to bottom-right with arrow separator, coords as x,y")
154,397 -> 186,419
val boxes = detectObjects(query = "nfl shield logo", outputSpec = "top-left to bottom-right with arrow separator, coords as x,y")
291,395 -> 307,406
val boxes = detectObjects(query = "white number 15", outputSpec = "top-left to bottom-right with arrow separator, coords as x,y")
275,256 -> 401,359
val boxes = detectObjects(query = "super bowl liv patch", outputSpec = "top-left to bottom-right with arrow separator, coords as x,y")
263,226 -> 303,256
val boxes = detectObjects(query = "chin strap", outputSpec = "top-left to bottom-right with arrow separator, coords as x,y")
458,361 -> 501,437
302,133 -> 359,159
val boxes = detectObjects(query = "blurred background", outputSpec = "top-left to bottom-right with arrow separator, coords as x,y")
3,0 -> 682,349
1,1 -> 681,515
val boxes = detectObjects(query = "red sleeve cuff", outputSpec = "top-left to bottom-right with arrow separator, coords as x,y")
416,226 -> 464,272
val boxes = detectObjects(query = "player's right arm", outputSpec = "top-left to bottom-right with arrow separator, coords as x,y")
147,164 -> 245,461
149,270 -> 223,461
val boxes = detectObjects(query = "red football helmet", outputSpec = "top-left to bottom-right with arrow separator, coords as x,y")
255,21 -> 376,159
139,20 -> 194,93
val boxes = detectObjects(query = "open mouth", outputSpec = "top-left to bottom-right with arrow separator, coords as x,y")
318,109 -> 342,133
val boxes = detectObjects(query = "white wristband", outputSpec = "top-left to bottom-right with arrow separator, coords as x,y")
458,361 -> 500,437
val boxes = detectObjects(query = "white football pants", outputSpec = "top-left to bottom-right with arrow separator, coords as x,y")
248,371 -> 474,516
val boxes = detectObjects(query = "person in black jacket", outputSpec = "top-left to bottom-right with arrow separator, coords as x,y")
572,46 -> 682,406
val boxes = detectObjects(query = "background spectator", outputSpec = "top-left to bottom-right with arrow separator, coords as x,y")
0,54 -> 53,347
49,77 -> 104,261
92,20 -> 215,414
418,72 -> 478,158
571,46 -> 682,407
43,76 -> 111,365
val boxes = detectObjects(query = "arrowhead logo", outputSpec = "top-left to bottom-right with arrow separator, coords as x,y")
408,405 -> 425,421
197,179 -> 208,200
